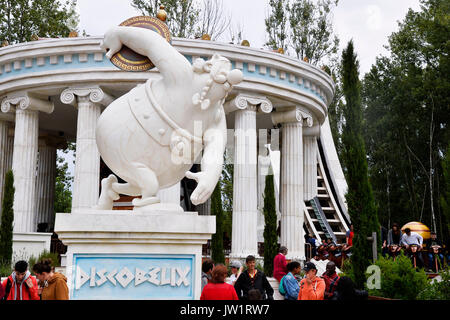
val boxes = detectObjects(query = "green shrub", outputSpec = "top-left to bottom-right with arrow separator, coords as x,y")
263,174 -> 277,277
0,258 -> 12,277
417,269 -> 450,300
367,253 -> 429,300
28,250 -> 60,272
0,170 -> 14,265
338,257 -> 358,284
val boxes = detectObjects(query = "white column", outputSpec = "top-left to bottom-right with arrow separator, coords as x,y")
272,107 -> 313,261
61,87 -> 112,212
12,109 -> 39,233
228,94 -> 272,258
36,139 -> 57,231
303,125 -> 319,201
1,94 -> 53,233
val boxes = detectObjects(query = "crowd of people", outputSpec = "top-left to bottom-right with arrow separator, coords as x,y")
0,258 -> 68,301
304,224 -> 355,268
3,222 -> 446,301
200,247 -> 367,301
305,223 -> 449,272
381,224 -> 448,271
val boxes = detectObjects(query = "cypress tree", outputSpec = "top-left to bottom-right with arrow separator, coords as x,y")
211,183 -> 225,264
263,174 -> 278,277
0,170 -> 14,265
341,40 -> 380,289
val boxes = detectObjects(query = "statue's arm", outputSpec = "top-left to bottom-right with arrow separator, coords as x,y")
101,26 -> 192,86
185,113 -> 227,205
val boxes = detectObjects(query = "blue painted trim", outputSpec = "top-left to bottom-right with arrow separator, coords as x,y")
0,53 -> 325,103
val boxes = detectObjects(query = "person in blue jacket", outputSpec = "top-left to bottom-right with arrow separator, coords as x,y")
282,261 -> 301,300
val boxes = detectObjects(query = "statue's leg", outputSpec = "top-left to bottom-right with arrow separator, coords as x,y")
111,182 -> 141,196
94,174 -> 120,210
129,162 -> 160,207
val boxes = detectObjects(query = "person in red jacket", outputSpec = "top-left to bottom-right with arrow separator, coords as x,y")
200,264 -> 239,300
2,260 -> 40,300
0,281 -> 5,300
273,246 -> 288,282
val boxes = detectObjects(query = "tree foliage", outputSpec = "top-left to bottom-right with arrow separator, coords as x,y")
0,0 -> 79,45
211,183 -> 225,264
54,147 -> 73,214
220,150 -> 233,241
264,0 -> 289,52
0,170 -> 14,265
263,174 -> 278,277
341,40 -> 380,289
362,0 -> 450,238
196,0 -> 230,40
289,0 -> 339,64
265,0 -> 339,65
131,0 -> 200,38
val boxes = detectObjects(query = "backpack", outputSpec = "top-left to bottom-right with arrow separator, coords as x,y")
278,275 -> 287,295
2,278 -> 12,301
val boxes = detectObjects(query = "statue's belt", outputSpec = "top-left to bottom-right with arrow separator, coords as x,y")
128,81 -> 203,152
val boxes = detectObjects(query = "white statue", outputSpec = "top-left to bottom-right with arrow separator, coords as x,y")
95,26 -> 243,211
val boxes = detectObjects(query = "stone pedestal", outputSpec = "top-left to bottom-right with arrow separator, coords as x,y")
55,210 -> 215,300
12,232 -> 52,262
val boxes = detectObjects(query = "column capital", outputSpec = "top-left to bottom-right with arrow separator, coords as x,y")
224,93 -> 273,114
60,86 -> 114,107
1,92 -> 54,114
271,106 -> 313,127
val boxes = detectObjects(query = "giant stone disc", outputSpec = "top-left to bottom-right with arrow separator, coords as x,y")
110,16 -> 171,72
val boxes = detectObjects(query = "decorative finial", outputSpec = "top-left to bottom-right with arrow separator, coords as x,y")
201,34 -> 211,40
241,40 -> 250,47
157,5 -> 167,21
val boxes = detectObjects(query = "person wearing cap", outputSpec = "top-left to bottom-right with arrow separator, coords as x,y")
297,262 -> 325,300
273,246 -> 288,282
227,260 -> 243,286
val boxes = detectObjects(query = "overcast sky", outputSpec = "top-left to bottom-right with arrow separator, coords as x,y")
76,0 -> 421,75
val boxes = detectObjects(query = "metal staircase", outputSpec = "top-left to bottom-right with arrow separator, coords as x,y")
304,147 -> 349,244
310,196 -> 337,242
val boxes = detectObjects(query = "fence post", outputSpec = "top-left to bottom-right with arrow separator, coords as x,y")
372,231 -> 377,263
